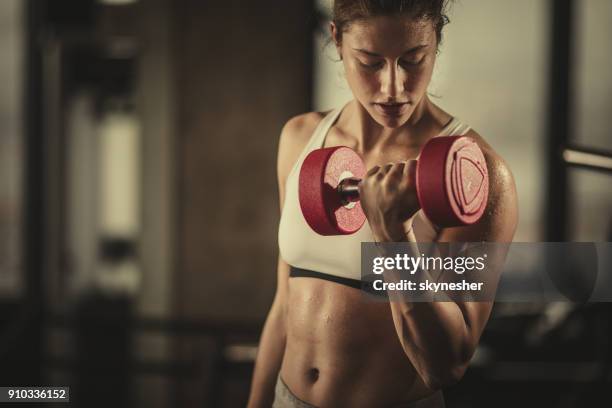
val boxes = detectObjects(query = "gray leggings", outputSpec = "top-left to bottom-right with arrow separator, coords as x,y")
273,377 -> 315,408
272,376 -> 446,408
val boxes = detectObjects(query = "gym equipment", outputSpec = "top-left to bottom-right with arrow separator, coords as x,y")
299,136 -> 489,235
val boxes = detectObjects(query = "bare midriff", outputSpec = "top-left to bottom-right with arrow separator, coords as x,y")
279,277 -> 435,407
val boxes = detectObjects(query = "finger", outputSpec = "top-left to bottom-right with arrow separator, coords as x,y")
387,161 -> 406,179
384,163 -> 405,186
366,165 -> 381,177
380,163 -> 394,175
402,160 -> 418,185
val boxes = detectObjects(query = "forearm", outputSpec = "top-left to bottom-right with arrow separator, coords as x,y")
247,297 -> 286,408
380,236 -> 472,389
388,296 -> 470,389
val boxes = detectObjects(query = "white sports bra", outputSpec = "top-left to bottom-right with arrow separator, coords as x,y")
278,105 -> 471,285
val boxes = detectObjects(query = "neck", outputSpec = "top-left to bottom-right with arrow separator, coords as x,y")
351,96 -> 432,153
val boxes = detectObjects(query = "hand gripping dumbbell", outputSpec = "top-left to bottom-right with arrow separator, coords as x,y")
299,136 -> 489,235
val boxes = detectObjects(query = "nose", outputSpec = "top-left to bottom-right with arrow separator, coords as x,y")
380,63 -> 403,99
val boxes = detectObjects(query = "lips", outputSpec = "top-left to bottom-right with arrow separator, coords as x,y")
373,102 -> 408,117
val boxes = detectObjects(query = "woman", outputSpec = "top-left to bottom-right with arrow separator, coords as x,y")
248,0 -> 518,406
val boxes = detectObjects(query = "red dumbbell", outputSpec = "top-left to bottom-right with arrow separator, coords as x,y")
299,136 -> 489,235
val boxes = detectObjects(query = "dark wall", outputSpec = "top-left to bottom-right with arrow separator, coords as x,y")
173,1 -> 313,321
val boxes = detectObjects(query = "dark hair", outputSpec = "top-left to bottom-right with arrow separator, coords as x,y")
332,0 -> 451,45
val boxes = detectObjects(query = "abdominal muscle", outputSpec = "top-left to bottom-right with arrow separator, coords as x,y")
279,277 -> 434,407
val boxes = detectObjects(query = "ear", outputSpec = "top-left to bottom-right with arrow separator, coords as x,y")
330,22 -> 342,59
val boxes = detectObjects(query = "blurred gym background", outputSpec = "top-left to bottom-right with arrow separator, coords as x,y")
0,0 -> 611,406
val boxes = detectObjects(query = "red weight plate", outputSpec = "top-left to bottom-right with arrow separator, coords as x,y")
417,136 -> 489,226
448,137 -> 489,224
299,147 -> 366,235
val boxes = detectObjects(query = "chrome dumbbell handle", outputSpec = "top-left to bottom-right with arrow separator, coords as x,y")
337,177 -> 361,204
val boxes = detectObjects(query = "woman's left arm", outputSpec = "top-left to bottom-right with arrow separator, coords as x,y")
363,148 -> 518,390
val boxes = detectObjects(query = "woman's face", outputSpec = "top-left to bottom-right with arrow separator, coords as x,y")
333,15 -> 438,128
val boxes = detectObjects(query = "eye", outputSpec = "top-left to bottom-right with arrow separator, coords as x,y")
399,56 -> 425,68
358,59 -> 384,70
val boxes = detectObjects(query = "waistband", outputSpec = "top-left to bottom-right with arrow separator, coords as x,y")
273,375 -> 446,408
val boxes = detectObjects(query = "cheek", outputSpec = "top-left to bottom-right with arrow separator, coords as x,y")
399,65 -> 434,98
345,64 -> 379,94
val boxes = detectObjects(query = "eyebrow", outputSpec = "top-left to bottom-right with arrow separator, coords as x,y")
352,45 -> 428,57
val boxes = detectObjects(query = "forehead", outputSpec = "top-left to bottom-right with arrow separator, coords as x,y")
343,15 -> 435,53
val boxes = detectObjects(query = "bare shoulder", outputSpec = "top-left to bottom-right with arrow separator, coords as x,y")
277,111 -> 327,185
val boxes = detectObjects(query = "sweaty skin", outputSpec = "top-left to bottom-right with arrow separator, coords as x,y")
248,15 -> 518,408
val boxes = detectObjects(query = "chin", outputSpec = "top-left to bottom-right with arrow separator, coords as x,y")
375,113 -> 411,129
366,104 -> 414,129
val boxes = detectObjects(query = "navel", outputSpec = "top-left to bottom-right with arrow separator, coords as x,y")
306,367 -> 320,383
